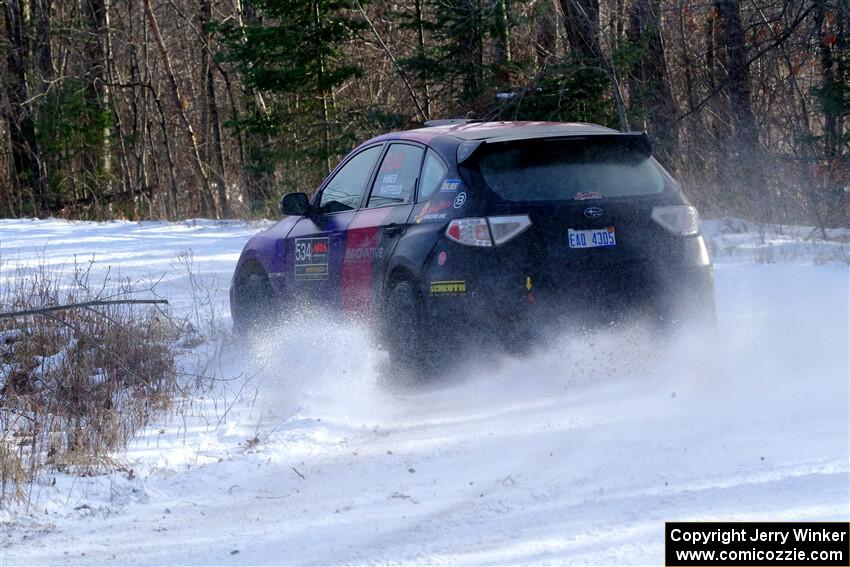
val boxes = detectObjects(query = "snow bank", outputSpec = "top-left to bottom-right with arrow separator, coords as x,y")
703,218 -> 849,265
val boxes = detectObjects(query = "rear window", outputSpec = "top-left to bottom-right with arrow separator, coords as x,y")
477,139 -> 665,201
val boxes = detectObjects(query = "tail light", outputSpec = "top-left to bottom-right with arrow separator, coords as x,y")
651,205 -> 700,236
488,215 -> 533,245
446,218 -> 492,247
446,215 -> 532,247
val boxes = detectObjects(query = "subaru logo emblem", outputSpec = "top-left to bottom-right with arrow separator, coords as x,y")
584,206 -> 603,219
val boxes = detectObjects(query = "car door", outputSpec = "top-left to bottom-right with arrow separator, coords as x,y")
285,144 -> 383,307
341,142 -> 424,318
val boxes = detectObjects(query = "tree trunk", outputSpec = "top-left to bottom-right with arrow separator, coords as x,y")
716,0 -> 758,153
558,0 -> 629,129
813,0 -> 847,226
202,0 -> 229,217
315,1 -> 331,177
102,0 -> 136,215
534,0 -> 558,67
83,0 -> 110,210
715,0 -> 762,216
559,0 -> 600,64
3,0 -> 45,214
492,0 -> 512,90
34,0 -> 53,94
142,0 -> 217,218
414,0 -> 431,118
627,0 -> 679,159
459,0 -> 484,106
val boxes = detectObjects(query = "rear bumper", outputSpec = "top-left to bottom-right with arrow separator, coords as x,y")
423,245 -> 715,329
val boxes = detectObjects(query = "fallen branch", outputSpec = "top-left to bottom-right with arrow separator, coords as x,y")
0,299 -> 168,320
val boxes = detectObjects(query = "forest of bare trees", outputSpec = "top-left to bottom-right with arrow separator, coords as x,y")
1,0 -> 847,226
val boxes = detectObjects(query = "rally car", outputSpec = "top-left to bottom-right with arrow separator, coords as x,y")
230,120 -> 714,365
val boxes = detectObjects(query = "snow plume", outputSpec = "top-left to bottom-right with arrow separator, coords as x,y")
241,311 -> 393,425
239,309 -> 741,443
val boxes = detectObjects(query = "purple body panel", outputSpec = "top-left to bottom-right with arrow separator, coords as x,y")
284,211 -> 357,307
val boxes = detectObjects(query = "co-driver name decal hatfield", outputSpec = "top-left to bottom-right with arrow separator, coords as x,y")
294,237 -> 330,280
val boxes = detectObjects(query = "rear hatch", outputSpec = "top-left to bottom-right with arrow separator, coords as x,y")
462,135 -> 688,300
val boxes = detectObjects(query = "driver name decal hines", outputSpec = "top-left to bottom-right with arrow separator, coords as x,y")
294,237 -> 330,280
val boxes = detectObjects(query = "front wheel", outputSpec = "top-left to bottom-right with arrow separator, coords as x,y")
232,267 -> 275,334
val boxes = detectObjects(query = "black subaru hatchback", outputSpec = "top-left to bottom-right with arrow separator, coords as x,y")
231,120 -> 714,363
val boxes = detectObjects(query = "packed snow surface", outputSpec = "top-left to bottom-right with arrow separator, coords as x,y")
0,218 -> 848,565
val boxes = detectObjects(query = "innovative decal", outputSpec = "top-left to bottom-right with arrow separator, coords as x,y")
341,225 -> 385,316
430,280 -> 466,295
345,242 -> 384,262
294,237 -> 330,280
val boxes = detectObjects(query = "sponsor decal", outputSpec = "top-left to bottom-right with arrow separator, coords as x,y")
453,192 -> 467,209
429,280 -> 466,295
418,212 -> 448,223
344,229 -> 382,263
345,245 -> 383,262
419,213 -> 447,223
415,200 -> 452,223
294,237 -> 330,280
440,179 -> 461,192
575,191 -> 602,201
437,251 -> 447,266
583,206 -> 603,219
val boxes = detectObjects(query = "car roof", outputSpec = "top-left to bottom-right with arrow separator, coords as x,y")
354,121 -> 638,166
418,120 -> 616,140
371,121 -> 619,146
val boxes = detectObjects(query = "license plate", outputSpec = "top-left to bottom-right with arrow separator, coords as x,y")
568,227 -> 616,248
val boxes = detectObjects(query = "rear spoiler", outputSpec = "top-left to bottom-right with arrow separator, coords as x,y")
457,131 -> 653,165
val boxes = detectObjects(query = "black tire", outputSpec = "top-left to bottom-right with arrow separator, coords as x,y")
497,321 -> 536,357
232,267 -> 275,334
384,281 -> 429,372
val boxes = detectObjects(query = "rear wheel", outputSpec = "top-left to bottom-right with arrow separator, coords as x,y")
497,321 -> 536,357
384,281 -> 429,373
232,266 -> 275,334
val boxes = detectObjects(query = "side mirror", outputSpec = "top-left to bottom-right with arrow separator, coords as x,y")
279,192 -> 311,216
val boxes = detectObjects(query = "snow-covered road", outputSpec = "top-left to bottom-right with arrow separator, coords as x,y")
1,218 -> 848,565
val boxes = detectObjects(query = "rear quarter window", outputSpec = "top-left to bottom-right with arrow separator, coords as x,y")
477,139 -> 666,201
418,150 -> 449,202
